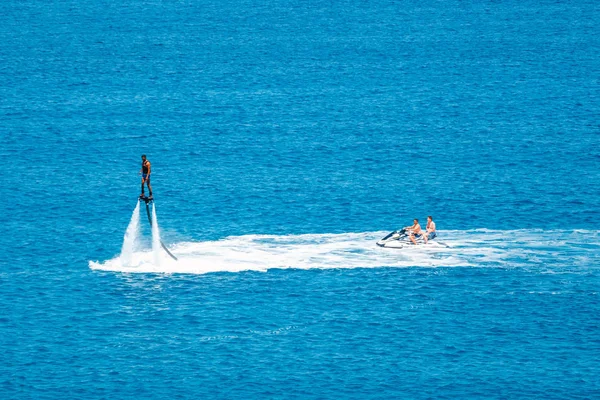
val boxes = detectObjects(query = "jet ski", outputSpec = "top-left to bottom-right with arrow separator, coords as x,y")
376,228 -> 437,248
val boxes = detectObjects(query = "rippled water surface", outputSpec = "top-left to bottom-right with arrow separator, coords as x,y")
2,0 -> 599,398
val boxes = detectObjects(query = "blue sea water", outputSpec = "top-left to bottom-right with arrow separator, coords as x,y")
1,0 -> 600,398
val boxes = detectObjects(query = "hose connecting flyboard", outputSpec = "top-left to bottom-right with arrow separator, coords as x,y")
142,199 -> 178,261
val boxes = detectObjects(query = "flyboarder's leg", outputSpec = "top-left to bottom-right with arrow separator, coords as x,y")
147,176 -> 153,200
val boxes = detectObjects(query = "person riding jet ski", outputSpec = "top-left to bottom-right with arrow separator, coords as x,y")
377,216 -> 437,248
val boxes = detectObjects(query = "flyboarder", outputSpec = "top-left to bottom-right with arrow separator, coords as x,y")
139,154 -> 153,201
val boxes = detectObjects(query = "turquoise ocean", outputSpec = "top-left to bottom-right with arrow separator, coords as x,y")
1,0 -> 599,398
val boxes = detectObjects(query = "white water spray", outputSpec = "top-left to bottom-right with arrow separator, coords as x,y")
120,201 -> 141,266
151,203 -> 162,267
92,229 -> 600,275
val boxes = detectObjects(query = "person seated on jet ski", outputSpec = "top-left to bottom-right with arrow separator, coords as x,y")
403,219 -> 423,245
423,216 -> 436,244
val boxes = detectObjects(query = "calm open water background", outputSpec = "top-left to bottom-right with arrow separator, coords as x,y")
1,0 -> 599,398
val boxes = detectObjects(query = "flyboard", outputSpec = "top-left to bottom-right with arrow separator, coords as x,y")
140,196 -> 178,261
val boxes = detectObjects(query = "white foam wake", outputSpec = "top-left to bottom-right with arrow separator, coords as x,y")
90,230 -> 599,274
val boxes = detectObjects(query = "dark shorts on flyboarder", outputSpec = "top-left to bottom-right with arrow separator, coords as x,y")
142,174 -> 151,183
